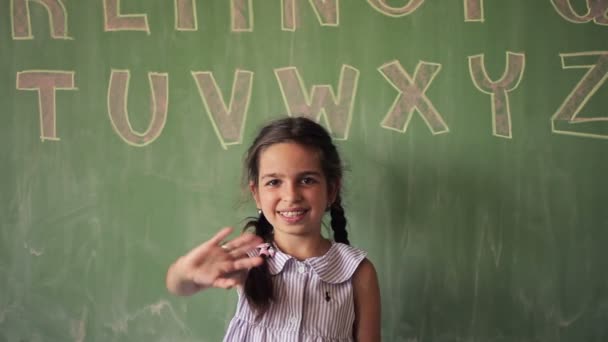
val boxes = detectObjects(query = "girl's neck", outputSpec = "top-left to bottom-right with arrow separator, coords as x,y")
273,234 -> 331,261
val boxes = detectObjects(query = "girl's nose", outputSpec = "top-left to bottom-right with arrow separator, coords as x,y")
281,182 -> 302,202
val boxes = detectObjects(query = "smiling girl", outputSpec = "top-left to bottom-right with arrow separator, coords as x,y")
166,117 -> 381,341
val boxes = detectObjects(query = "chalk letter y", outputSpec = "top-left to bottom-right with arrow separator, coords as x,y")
468,52 -> 526,138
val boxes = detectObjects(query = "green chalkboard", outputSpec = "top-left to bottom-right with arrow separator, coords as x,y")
2,0 -> 608,341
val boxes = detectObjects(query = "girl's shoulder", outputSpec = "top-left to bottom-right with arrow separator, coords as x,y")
305,242 -> 368,283
324,242 -> 367,263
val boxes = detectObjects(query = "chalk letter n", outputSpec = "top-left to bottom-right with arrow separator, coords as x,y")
107,70 -> 169,146
16,71 -> 77,141
552,52 -> 608,139
11,0 -> 71,39
468,52 -> 526,139
378,60 -> 448,135
282,0 -> 339,31
192,70 -> 254,149
275,65 -> 359,140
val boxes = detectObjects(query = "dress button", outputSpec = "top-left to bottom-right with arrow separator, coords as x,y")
289,316 -> 298,325
297,264 -> 306,274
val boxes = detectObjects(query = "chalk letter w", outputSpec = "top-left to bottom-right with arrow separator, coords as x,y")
275,65 -> 359,140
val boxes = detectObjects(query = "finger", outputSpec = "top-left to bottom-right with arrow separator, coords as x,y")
216,260 -> 239,277
192,260 -> 234,286
233,256 -> 264,270
213,277 -> 238,289
229,231 -> 262,247
220,233 -> 256,253
227,234 -> 264,258
207,227 -> 234,246
187,227 -> 234,263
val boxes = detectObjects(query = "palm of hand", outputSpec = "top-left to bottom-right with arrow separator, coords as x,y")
180,227 -> 264,290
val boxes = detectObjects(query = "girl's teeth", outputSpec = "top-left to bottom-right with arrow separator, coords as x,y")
281,211 -> 304,217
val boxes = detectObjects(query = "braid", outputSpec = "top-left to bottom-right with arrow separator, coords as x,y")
243,212 -> 274,314
330,195 -> 349,245
254,212 -> 273,241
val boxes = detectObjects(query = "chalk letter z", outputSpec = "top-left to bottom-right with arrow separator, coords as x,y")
551,51 -> 608,139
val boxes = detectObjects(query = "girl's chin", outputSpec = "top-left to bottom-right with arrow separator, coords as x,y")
271,220 -> 322,236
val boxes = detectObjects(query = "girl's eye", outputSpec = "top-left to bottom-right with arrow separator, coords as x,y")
301,177 -> 317,185
265,179 -> 280,187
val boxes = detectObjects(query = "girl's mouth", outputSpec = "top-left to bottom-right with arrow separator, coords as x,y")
277,209 -> 308,223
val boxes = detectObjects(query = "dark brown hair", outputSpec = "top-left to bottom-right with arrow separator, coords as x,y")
243,116 -> 349,314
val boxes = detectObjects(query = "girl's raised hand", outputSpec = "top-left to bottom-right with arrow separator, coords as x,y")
166,227 -> 264,296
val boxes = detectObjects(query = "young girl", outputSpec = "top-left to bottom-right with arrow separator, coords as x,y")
166,117 -> 381,341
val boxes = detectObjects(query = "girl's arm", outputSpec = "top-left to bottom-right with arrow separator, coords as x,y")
165,227 -> 264,296
352,258 -> 381,342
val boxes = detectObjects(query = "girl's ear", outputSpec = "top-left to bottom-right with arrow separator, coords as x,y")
249,181 -> 261,208
328,178 -> 341,206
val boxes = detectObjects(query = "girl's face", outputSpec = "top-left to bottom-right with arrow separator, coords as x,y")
250,142 -> 337,239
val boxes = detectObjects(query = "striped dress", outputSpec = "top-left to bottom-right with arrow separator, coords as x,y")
223,242 -> 367,342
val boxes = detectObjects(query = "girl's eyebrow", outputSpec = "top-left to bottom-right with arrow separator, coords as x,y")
299,171 -> 322,177
260,172 -> 281,180
260,171 -> 322,179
